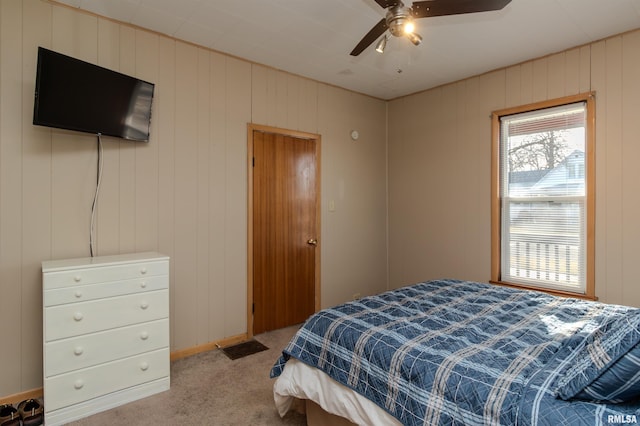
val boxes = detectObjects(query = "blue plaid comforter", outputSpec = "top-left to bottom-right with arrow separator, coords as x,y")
271,279 -> 640,425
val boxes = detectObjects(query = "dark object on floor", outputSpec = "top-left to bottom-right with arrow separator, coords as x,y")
221,339 -> 269,360
17,399 -> 43,426
0,403 -> 20,426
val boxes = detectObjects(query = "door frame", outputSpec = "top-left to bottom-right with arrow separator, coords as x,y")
246,123 -> 322,337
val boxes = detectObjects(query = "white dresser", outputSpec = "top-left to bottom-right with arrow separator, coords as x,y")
42,252 -> 170,425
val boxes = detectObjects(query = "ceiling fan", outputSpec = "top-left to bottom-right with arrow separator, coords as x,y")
350,0 -> 512,56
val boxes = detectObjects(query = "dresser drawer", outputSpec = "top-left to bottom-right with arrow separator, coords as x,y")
43,260 -> 168,290
44,348 -> 169,412
45,319 -> 169,377
44,290 -> 168,341
44,275 -> 167,307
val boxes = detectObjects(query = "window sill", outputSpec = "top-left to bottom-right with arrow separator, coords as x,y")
489,280 -> 597,301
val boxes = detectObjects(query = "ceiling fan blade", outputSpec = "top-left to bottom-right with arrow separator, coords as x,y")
410,0 -> 511,18
350,18 -> 389,56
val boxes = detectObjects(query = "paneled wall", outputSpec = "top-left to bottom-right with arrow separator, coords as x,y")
388,29 -> 640,307
3,0 -> 637,400
0,0 -> 388,396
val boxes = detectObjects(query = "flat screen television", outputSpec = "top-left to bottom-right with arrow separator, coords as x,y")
33,47 -> 155,142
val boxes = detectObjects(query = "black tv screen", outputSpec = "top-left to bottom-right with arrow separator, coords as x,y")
33,47 -> 154,142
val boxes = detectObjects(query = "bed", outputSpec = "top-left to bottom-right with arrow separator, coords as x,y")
270,279 -> 640,425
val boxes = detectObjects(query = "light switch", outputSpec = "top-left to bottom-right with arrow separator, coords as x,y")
329,200 -> 336,212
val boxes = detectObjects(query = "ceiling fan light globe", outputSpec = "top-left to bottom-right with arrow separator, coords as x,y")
403,21 -> 415,35
407,32 -> 422,46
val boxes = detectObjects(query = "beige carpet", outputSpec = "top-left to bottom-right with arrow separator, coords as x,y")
68,325 -> 305,426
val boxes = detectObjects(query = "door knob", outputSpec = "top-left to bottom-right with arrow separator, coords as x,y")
307,238 -> 317,246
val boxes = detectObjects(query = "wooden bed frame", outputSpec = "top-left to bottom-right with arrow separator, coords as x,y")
305,400 -> 356,426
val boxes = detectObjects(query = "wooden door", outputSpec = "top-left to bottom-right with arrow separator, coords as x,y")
252,130 -> 318,334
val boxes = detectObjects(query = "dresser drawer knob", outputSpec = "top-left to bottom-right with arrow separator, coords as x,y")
140,301 -> 149,310
140,267 -> 148,275
74,379 -> 84,390
74,346 -> 84,356
74,290 -> 83,298
140,331 -> 149,340
73,312 -> 84,321
140,362 -> 149,371
140,281 -> 147,288
73,275 -> 82,283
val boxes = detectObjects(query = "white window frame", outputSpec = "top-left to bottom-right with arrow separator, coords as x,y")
491,93 -> 595,299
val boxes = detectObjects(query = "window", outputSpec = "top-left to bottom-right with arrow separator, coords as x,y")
491,93 -> 595,298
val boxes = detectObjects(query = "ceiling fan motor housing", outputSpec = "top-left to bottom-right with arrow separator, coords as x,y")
386,4 -> 412,37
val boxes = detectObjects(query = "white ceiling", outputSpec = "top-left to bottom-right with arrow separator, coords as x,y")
54,0 -> 640,100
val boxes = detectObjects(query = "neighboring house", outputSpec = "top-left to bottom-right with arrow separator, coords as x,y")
509,150 -> 585,197
530,150 -> 585,196
509,150 -> 585,229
